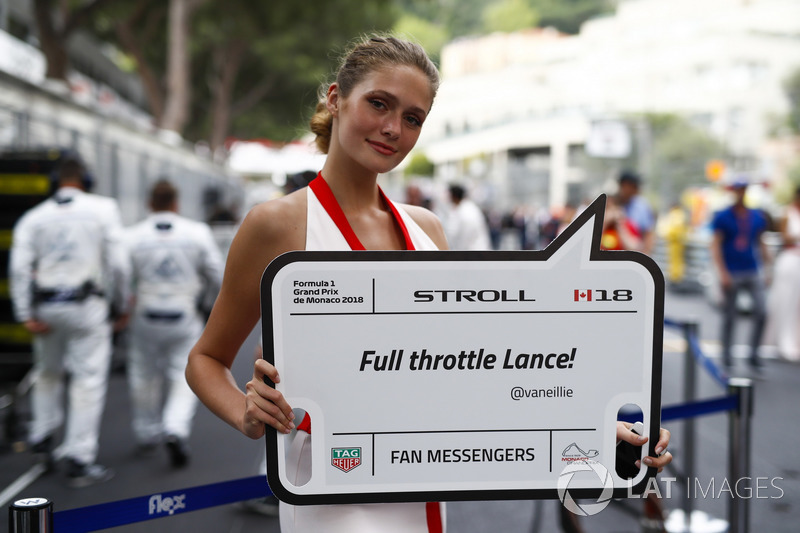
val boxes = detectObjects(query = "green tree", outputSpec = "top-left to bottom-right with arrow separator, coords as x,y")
162,0 -> 208,134
32,0 -> 116,80
395,0 -> 488,39
394,13 -> 450,63
396,0 -> 613,37
91,0 -> 194,131
647,114 -> 724,209
482,0 -> 539,34
784,66 -> 800,134
201,1 -> 396,147
92,1 -> 396,145
404,152 -> 435,177
530,0 -> 613,34
789,162 -> 800,188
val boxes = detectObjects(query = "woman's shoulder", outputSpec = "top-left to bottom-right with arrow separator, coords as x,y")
238,188 -> 307,250
248,188 -> 306,220
397,202 -> 449,250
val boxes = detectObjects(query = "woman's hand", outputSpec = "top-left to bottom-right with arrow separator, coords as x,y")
242,358 -> 295,439
616,422 -> 672,473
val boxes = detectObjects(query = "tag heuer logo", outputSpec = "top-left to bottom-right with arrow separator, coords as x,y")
331,447 -> 362,473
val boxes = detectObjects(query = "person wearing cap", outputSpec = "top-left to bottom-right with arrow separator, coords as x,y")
9,157 -> 131,487
616,170 -> 656,255
710,178 -> 771,369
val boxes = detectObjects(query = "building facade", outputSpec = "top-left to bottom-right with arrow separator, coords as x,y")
418,0 -> 800,212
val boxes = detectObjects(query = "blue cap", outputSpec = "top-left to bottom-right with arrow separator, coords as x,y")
729,177 -> 749,189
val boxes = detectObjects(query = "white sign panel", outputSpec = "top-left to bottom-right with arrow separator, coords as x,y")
261,195 -> 664,505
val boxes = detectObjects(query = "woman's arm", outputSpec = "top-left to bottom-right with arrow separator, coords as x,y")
186,197 -> 303,438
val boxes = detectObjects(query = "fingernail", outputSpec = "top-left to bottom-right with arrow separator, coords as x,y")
643,457 -> 653,466
635,460 -> 641,468
289,412 -> 295,420
655,446 -> 663,455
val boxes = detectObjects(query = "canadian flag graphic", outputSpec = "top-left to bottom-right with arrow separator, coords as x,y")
574,289 -> 592,302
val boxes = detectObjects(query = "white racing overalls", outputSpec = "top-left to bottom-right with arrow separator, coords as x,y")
124,211 -> 223,444
10,186 -> 130,465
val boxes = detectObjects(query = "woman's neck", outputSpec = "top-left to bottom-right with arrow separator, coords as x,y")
319,158 -> 381,214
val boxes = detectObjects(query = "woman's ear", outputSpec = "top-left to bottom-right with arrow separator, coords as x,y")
326,83 -> 340,117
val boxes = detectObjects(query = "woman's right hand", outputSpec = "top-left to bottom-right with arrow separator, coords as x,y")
243,358 -> 295,439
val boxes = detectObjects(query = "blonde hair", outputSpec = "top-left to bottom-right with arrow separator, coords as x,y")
310,34 -> 440,154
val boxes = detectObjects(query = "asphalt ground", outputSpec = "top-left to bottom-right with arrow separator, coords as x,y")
2,289 -> 798,533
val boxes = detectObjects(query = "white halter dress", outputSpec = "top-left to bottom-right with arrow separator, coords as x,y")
278,176 -> 445,533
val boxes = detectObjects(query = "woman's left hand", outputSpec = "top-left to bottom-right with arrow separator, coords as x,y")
616,422 -> 672,473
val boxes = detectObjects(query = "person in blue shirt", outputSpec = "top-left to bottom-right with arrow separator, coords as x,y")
710,179 -> 771,369
617,170 -> 656,255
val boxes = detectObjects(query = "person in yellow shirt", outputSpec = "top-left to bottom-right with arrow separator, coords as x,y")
661,203 -> 689,285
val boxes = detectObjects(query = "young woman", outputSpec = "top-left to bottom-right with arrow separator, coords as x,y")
186,34 -> 671,532
187,35 -> 448,532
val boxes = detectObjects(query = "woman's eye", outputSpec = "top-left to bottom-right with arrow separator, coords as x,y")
368,99 -> 386,110
405,115 -> 422,127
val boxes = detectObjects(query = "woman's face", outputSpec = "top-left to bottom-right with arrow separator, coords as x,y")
328,65 -> 434,175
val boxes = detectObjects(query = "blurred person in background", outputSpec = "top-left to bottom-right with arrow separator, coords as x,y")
9,157 -> 130,487
660,203 -> 690,287
616,170 -> 656,255
405,181 -> 432,210
556,202 -> 580,236
538,205 -> 563,248
445,182 -> 492,250
601,194 -> 643,251
124,179 -> 223,467
765,185 -> 800,362
710,178 -> 771,370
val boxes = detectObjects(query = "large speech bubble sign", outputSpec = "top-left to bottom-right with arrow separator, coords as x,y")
261,195 -> 664,505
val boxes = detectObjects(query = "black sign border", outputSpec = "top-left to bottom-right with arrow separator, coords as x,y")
260,194 -> 665,505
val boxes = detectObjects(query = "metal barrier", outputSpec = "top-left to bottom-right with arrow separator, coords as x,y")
8,318 -> 753,533
8,476 -> 269,533
661,318 -> 753,533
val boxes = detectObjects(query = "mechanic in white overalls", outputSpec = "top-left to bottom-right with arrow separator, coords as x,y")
10,157 -> 131,488
124,179 -> 223,467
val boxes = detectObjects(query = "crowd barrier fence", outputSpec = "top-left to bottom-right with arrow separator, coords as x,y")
660,318 -> 751,533
8,318 -> 752,533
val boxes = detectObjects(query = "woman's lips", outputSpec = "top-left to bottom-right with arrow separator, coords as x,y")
367,140 -> 397,156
